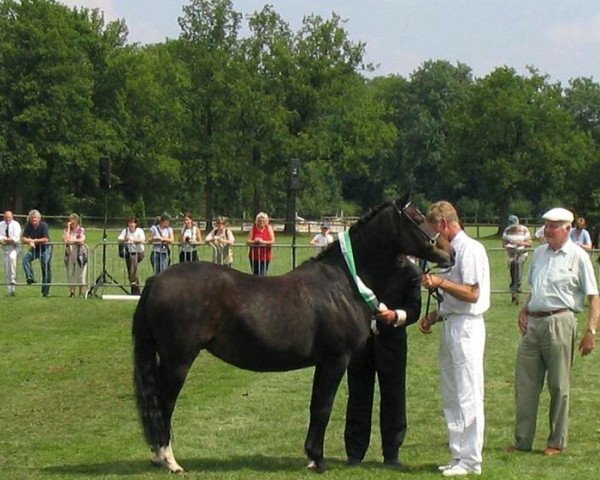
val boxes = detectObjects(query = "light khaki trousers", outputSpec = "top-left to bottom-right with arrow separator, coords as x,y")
514,311 -> 577,450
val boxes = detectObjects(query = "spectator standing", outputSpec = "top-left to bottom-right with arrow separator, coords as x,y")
0,210 -> 21,296
205,216 -> 235,267
179,213 -> 203,263
117,216 -> 145,295
22,209 -> 52,297
150,214 -> 174,274
502,215 -> 532,305
345,256 -> 421,468
569,217 -> 592,250
247,212 -> 275,275
419,200 -> 490,477
509,207 -> 599,456
309,223 -> 334,250
62,213 -> 87,297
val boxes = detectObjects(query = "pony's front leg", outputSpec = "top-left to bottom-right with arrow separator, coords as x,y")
150,442 -> 184,473
304,354 -> 349,473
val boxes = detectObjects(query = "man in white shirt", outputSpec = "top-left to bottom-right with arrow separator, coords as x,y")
0,211 -> 22,296
309,223 -> 334,250
502,215 -> 532,305
419,201 -> 491,477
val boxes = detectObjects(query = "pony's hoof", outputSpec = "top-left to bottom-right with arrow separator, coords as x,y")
150,450 -> 184,473
306,460 -> 326,473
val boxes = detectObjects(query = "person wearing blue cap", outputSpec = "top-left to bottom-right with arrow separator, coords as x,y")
502,215 -> 532,305
508,207 -> 599,457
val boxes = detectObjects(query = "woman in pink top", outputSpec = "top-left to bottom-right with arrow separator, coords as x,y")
246,212 -> 275,275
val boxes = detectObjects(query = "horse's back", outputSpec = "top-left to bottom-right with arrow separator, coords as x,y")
142,261 -> 370,372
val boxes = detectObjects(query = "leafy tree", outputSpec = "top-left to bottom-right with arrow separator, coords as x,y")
176,0 -> 243,221
368,60 -> 473,206
562,77 -> 600,220
446,67 -> 595,230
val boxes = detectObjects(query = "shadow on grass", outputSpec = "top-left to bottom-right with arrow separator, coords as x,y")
42,455 -> 446,476
43,455 -> 308,476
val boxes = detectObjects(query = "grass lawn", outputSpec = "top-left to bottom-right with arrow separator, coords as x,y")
1,230 -> 599,479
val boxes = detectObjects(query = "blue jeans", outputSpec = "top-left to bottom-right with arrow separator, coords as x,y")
23,246 -> 52,296
250,259 -> 270,276
151,250 -> 170,274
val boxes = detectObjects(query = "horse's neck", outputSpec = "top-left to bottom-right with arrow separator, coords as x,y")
349,231 -> 399,290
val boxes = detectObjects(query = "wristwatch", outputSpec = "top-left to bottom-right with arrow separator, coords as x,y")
586,327 -> 596,336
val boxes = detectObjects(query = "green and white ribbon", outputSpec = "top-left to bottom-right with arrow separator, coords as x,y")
338,231 -> 379,312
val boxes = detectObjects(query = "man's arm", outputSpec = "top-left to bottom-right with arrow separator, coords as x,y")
579,294 -> 599,356
375,265 -> 422,327
421,273 -> 480,304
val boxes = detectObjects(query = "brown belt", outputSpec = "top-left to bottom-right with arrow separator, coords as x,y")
527,308 -> 570,318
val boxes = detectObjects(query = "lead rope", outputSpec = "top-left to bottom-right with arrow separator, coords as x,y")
419,264 -> 449,334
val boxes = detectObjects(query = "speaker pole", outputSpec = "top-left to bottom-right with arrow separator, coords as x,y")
87,160 -> 128,297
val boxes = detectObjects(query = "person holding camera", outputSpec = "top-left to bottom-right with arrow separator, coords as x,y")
117,216 -> 145,295
179,213 -> 203,263
150,214 -> 174,274
206,216 -> 235,267
62,213 -> 87,297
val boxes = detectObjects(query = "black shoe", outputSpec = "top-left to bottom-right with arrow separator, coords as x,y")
26,278 -> 35,285
383,457 -> 400,467
346,457 -> 361,466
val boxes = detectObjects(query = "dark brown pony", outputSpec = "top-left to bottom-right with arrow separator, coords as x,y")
133,194 -> 454,473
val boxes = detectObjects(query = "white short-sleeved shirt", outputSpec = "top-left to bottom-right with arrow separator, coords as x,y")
311,232 -> 334,248
0,220 -> 22,251
118,227 -> 146,253
527,239 -> 598,313
439,230 -> 491,317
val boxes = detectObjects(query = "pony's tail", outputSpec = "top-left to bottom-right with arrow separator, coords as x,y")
132,276 -> 169,448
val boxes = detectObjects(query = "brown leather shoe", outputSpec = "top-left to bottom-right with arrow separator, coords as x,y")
544,447 -> 562,456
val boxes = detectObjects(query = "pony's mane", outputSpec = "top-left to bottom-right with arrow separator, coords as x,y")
352,200 -> 393,230
303,200 -> 395,264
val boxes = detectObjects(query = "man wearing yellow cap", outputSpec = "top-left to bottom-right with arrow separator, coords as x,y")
508,207 -> 599,456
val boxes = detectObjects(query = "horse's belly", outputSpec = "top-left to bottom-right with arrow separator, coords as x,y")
208,341 -> 314,372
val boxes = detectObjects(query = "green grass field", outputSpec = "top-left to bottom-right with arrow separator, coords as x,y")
1,230 -> 599,479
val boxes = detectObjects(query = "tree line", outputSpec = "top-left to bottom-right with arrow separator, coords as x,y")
2,0 -> 600,229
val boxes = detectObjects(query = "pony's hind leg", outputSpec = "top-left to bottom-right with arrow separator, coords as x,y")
304,354 -> 350,473
150,360 -> 193,473
151,441 -> 183,473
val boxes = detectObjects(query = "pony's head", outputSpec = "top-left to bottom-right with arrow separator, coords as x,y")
390,193 -> 455,269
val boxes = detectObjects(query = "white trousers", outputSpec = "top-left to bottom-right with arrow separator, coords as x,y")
3,248 -> 18,293
439,315 -> 486,473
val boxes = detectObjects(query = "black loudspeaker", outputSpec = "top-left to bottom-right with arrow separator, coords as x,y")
99,158 -> 111,190
289,158 -> 301,191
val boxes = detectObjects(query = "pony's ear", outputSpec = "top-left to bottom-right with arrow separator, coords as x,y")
397,192 -> 411,208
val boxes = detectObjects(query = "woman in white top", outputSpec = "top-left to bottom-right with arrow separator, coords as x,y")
117,216 -> 146,295
179,213 -> 203,263
570,217 -> 592,250
63,213 -> 87,297
150,215 -> 174,274
205,216 -> 235,267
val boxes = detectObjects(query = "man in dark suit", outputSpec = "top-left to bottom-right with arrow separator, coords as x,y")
344,256 -> 422,467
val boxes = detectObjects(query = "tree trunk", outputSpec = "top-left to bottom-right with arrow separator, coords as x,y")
497,194 -> 512,235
